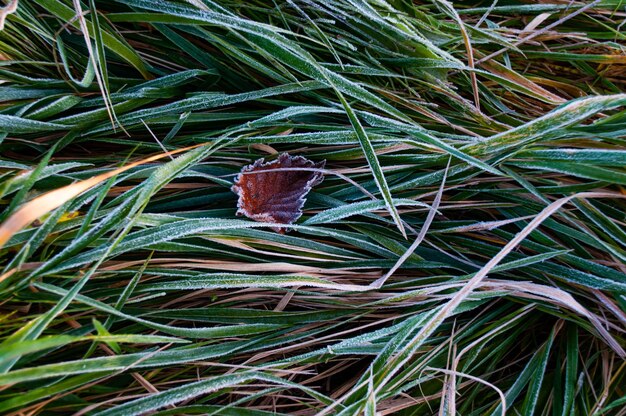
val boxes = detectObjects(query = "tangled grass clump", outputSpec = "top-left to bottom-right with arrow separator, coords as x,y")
0,1 -> 625,415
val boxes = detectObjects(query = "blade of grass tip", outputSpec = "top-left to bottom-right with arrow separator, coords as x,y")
162,112 -> 190,144
88,0 -> 119,130
402,191 -> 626,363
72,0 -> 117,131
359,111 -> 503,177
426,367 -> 506,416
141,119 -> 174,160
435,0 -> 480,111
76,176 -> 116,236
0,0 -> 18,30
475,0 -> 498,28
56,35 -> 96,88
334,89 -> 406,238
370,157 -> 450,288
0,143 -> 207,248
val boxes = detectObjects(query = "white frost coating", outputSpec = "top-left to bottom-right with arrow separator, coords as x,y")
247,105 -> 343,127
0,114 -> 67,133
305,198 -> 433,225
43,219 -> 398,275
142,274 -> 370,292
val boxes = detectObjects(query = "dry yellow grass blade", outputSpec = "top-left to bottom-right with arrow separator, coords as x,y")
0,0 -> 18,31
479,58 -> 567,104
0,143 -> 206,248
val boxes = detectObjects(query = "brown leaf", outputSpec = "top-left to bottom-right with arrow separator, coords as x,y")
232,153 -> 325,233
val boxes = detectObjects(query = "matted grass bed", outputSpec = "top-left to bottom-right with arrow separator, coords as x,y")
0,1 -> 625,415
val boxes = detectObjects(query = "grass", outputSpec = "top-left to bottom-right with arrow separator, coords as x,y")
0,0 -> 625,414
